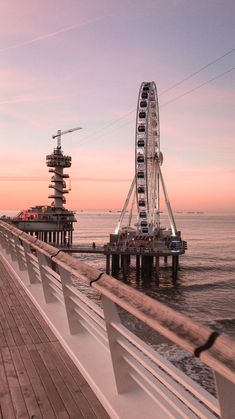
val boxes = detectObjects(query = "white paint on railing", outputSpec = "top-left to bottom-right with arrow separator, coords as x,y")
0,220 -> 235,418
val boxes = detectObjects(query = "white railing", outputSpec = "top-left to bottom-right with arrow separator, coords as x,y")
0,220 -> 234,419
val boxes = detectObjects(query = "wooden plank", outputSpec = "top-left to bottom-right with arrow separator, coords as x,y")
0,350 -> 16,419
0,298 -> 16,347
2,347 -> 29,418
20,345 -> 56,419
9,286 -> 49,343
10,346 -> 43,419
0,261 -> 51,344
0,285 -> 33,346
9,274 -> 56,342
6,287 -> 42,345
52,342 -> 110,419
40,342 -> 98,419
0,322 -> 7,348
27,344 -> 69,418
0,273 -> 25,347
36,342 -> 84,418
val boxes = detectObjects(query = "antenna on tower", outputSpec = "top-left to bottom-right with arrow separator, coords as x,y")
52,126 -> 82,149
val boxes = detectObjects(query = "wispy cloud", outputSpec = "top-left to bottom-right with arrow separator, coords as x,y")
0,15 -> 111,53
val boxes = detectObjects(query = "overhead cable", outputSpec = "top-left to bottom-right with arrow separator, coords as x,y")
160,47 -> 235,95
162,67 -> 235,106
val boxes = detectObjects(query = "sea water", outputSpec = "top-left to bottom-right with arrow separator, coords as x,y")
73,211 -> 235,336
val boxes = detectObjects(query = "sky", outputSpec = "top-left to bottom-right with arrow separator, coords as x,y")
0,0 -> 235,212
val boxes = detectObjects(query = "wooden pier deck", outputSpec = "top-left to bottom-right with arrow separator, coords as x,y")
0,256 -> 109,419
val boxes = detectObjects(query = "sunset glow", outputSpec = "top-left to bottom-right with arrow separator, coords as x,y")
0,1 -> 234,212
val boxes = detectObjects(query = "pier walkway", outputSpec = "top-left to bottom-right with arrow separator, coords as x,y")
0,256 -> 109,419
1,220 -> 235,418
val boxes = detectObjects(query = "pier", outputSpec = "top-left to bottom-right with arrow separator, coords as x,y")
1,219 -> 235,418
59,242 -> 185,279
59,242 -> 187,278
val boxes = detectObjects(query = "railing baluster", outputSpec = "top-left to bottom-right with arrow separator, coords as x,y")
37,252 -> 58,303
102,295 -> 136,393
214,372 -> 235,419
23,242 -> 39,284
59,266 -> 83,334
8,235 -> 18,261
4,231 -> 12,255
13,236 -> 27,271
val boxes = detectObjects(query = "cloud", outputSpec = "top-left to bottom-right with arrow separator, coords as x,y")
0,15 -> 111,53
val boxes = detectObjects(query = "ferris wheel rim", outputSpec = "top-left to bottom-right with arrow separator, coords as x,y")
135,81 -> 160,234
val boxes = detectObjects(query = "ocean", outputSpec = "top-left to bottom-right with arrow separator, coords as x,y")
73,211 -> 235,336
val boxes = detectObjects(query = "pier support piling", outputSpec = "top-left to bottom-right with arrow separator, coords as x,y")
106,254 -> 110,275
136,255 -> 140,272
111,254 -> 120,275
155,256 -> 159,279
172,255 -> 179,279
121,255 -> 128,278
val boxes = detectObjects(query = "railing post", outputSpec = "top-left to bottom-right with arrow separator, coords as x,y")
3,231 -> 12,255
13,236 -> 27,271
23,242 -> 39,284
37,252 -> 58,303
0,230 -> 5,251
59,266 -> 83,334
102,295 -> 135,394
214,372 -> 235,419
8,234 -> 19,262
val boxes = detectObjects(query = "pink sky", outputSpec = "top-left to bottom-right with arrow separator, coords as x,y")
0,0 -> 235,212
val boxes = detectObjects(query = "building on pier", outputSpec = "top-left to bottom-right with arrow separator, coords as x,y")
12,128 -> 81,247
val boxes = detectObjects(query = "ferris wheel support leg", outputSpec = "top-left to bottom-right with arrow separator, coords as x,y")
115,177 -> 135,234
157,164 -> 177,237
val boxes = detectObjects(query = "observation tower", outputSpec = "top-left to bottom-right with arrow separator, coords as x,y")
12,127 -> 81,247
47,129 -> 74,208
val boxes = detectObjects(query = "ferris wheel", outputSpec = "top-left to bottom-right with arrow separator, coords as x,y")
115,81 -> 177,238
135,81 -> 162,234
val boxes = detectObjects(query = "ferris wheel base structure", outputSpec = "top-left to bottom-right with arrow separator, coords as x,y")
108,81 -> 187,278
